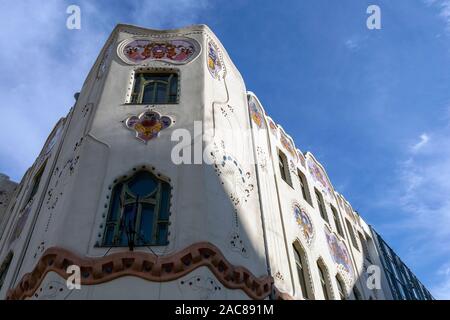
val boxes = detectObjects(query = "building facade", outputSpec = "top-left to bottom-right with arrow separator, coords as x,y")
0,24 -> 432,300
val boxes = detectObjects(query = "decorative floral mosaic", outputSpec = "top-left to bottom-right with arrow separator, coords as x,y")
325,228 -> 354,284
119,38 -> 198,64
307,158 -> 333,198
268,118 -> 278,137
125,110 -> 173,143
293,205 -> 314,246
280,131 -> 297,160
297,150 -> 306,168
207,40 -> 222,79
248,96 -> 265,129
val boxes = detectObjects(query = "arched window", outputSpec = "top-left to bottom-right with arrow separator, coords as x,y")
293,243 -> 313,299
0,252 -> 13,290
317,260 -> 332,300
131,73 -> 178,104
336,275 -> 346,300
102,171 -> 171,247
353,286 -> 362,300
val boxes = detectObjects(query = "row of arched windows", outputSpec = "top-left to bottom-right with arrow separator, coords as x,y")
293,242 -> 360,300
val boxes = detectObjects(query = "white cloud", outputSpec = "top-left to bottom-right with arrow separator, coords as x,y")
424,0 -> 450,32
411,133 -> 430,153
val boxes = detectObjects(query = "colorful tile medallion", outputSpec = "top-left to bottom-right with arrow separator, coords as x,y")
325,228 -> 354,282
280,131 -> 297,159
297,150 -> 306,168
268,118 -> 278,137
121,38 -> 198,64
207,40 -> 222,79
125,110 -> 172,143
294,205 -> 314,245
307,159 -> 333,198
248,96 -> 265,129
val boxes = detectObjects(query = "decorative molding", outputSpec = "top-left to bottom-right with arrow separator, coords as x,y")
117,37 -> 200,65
7,242 -> 273,300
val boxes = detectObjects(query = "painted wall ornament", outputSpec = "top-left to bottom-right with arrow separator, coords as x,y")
307,158 -> 333,198
118,37 -> 199,65
207,40 -> 223,79
125,110 -> 173,143
248,96 -> 265,129
280,131 -> 297,160
325,228 -> 354,284
293,205 -> 314,246
268,118 -> 278,137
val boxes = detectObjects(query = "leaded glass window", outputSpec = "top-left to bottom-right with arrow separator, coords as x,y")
103,171 -> 171,247
130,73 -> 178,104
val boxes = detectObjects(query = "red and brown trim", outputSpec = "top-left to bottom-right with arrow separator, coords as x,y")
7,242 -> 276,300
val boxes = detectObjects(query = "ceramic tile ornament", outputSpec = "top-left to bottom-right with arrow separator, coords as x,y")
268,118 -> 278,137
293,205 -> 314,246
119,38 -> 199,65
280,131 -> 297,160
248,96 -> 265,129
307,158 -> 333,198
207,40 -> 223,79
325,228 -> 354,284
125,110 -> 173,143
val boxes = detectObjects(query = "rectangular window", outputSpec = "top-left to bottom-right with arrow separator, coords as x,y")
345,219 -> 359,251
130,72 -> 178,104
278,150 -> 292,187
298,170 -> 312,205
315,189 -> 329,223
358,231 -> 372,263
331,205 -> 344,238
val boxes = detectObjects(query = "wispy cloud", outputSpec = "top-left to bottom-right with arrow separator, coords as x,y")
411,133 -> 430,153
424,0 -> 450,32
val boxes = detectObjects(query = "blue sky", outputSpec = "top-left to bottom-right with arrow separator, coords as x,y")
1,0 -> 450,298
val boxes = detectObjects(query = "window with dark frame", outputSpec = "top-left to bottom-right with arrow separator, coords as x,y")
298,169 -> 312,205
25,162 -> 47,206
102,170 -> 171,247
336,276 -> 346,300
130,72 -> 178,104
331,205 -> 344,238
315,188 -> 329,223
293,244 -> 311,300
345,219 -> 360,251
278,150 -> 292,187
317,262 -> 330,300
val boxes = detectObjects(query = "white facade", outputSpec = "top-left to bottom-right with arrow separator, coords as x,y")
0,24 -> 421,300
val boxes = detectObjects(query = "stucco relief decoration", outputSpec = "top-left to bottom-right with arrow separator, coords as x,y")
207,40 -> 223,79
125,110 -> 173,143
293,205 -> 314,246
179,275 -> 224,300
307,159 -> 333,198
248,96 -> 265,129
119,37 -> 199,65
210,141 -> 253,257
325,228 -> 354,284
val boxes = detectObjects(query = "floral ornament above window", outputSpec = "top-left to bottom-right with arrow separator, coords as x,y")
118,38 -> 199,65
325,228 -> 354,284
280,131 -> 297,160
307,158 -> 333,198
294,205 -> 314,246
248,96 -> 265,129
125,110 -> 173,143
207,40 -> 223,79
